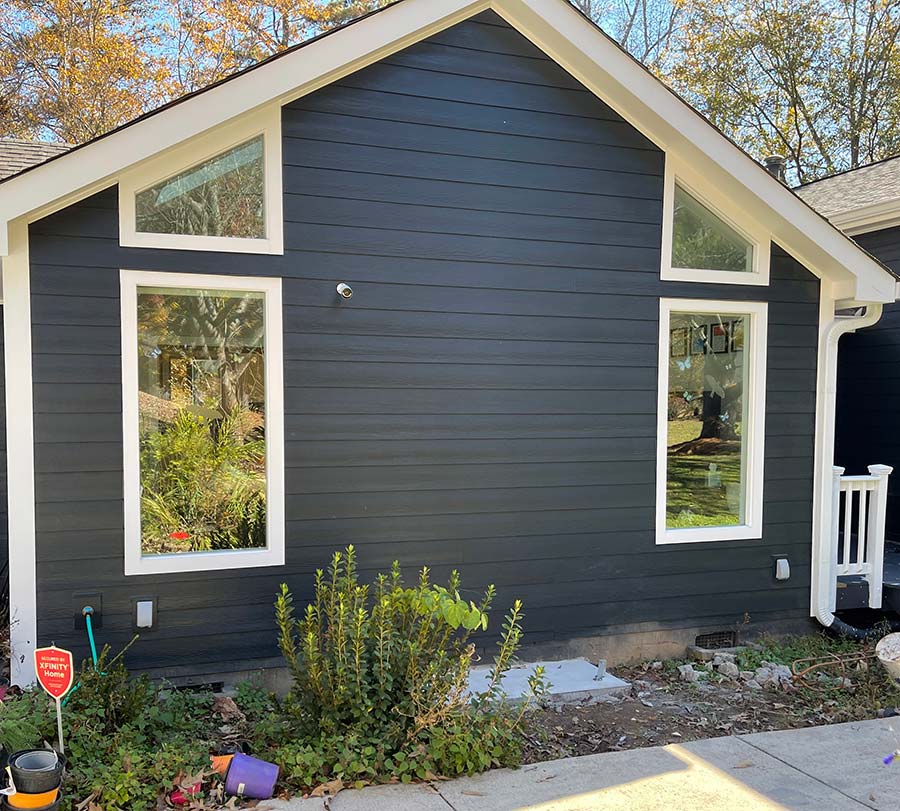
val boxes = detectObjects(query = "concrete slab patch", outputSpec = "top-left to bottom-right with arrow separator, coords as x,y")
740,717 -> 900,811
466,658 -> 630,704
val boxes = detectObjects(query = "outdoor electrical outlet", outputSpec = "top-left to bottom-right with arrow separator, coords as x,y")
73,592 -> 102,630
133,598 -> 156,631
773,557 -> 791,581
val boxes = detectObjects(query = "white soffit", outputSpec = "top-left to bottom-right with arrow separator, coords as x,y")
0,0 -> 895,302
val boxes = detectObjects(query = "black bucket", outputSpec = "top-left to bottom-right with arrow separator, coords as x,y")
7,751 -> 65,795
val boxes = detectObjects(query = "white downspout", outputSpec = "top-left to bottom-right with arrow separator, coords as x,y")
811,301 -> 883,630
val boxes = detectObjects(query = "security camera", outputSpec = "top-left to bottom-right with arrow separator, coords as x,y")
336,282 -> 353,300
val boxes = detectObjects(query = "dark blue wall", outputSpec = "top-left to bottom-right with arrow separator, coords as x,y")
28,11 -> 820,674
837,225 -> 900,539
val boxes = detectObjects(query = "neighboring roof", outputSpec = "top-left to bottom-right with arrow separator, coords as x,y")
0,138 -> 69,180
795,155 -> 900,235
0,0 -> 896,302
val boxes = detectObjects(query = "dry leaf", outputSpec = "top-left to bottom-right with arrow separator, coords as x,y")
733,760 -> 754,769
311,778 -> 344,798
213,695 -> 245,722
462,791 -> 485,796
76,793 -> 101,811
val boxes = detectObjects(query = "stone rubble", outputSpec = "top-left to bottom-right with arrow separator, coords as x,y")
678,653 -> 800,691
717,661 -> 740,678
753,661 -> 794,688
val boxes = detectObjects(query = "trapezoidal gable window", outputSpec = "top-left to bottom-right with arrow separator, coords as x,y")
118,107 -> 283,254
121,270 -> 284,575
656,298 -> 767,544
661,160 -> 770,285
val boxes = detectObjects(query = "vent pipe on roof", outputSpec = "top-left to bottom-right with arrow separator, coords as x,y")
763,155 -> 787,183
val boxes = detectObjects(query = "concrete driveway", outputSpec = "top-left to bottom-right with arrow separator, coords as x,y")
259,717 -> 900,811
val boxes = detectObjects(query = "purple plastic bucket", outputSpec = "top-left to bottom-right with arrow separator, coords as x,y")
224,753 -> 279,799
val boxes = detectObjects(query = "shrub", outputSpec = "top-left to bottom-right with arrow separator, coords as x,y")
0,688 -> 53,753
274,546 -> 546,788
16,643 -> 225,811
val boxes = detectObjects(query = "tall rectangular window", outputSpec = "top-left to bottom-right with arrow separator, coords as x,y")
657,299 -> 767,544
122,271 -> 284,575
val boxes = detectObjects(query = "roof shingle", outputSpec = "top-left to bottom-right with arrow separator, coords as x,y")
0,138 -> 70,181
795,155 -> 900,218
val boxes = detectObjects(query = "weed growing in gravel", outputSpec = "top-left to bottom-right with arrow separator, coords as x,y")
736,631 -> 900,721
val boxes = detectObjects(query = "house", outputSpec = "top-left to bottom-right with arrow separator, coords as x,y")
798,157 -> 900,619
1,0 -> 896,688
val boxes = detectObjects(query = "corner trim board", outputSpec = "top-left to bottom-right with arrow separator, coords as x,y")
3,221 -> 38,686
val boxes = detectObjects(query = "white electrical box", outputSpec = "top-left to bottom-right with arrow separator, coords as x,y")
774,558 -> 791,581
135,599 -> 155,629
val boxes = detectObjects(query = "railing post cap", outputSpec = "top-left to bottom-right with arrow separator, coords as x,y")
868,464 -> 894,476
833,465 -> 846,475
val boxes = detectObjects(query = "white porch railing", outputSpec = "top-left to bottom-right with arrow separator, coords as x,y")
832,464 -> 893,608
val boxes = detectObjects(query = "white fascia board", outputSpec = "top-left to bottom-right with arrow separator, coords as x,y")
495,0 -> 896,303
828,198 -> 900,237
0,0 -> 490,255
0,0 -> 894,303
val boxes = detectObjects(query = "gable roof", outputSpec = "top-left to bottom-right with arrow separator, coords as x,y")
0,138 -> 69,181
795,155 -> 900,236
0,0 -> 895,302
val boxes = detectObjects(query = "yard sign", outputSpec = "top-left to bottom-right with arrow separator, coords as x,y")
34,645 -> 74,753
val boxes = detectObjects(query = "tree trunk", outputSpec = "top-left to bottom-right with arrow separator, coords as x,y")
698,386 -> 739,440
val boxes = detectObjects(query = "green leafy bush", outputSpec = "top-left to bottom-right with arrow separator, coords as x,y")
0,688 -> 53,753
0,642 -> 230,811
274,546 -> 546,788
0,549 -> 543,807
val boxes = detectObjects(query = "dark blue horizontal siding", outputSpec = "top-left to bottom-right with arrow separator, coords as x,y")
29,11 -> 819,672
837,224 -> 900,538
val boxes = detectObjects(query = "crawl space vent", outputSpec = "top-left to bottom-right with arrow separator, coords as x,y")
694,630 -> 737,650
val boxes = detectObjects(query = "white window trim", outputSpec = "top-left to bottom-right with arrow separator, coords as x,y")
120,269 -> 285,575
661,158 -> 770,286
118,106 -> 283,255
656,297 -> 768,545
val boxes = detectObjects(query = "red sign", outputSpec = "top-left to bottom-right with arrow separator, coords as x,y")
34,646 -> 74,700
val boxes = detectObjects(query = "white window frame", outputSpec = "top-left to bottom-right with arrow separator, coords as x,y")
120,269 -> 285,575
118,106 -> 283,255
661,158 -> 770,286
656,297 -> 768,545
